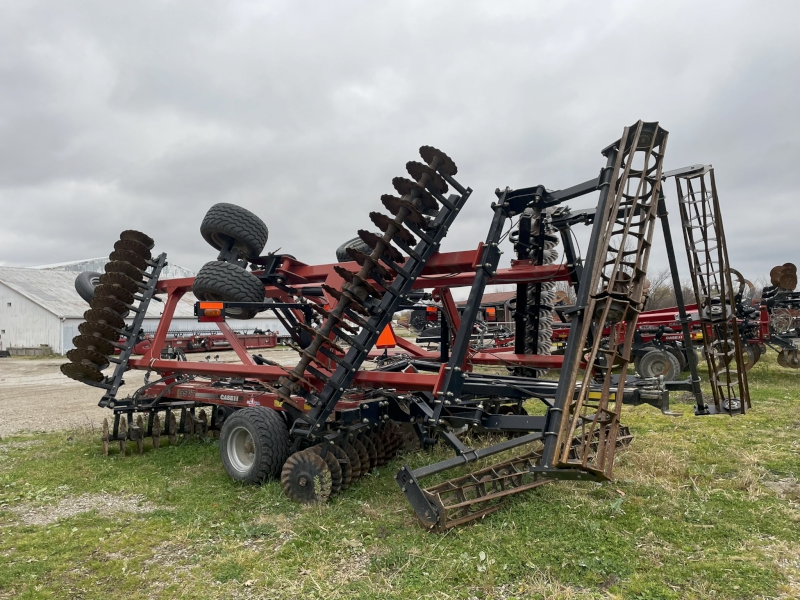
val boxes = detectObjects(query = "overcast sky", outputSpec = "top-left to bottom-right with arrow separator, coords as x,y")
1,0 -> 798,290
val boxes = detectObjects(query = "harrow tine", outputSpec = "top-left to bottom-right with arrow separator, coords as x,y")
152,414 -> 162,449
183,411 -> 194,441
133,415 -> 144,455
118,417 -> 128,455
168,411 -> 178,446
102,418 -> 110,456
196,410 -> 208,440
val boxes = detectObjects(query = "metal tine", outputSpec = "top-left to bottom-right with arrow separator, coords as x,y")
102,418 -> 110,456
132,415 -> 144,454
118,416 -> 128,454
152,414 -> 162,449
167,411 -> 177,445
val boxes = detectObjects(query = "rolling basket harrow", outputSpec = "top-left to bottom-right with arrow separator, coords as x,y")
62,121 -> 749,531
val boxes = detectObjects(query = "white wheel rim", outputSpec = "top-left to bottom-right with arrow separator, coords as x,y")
227,426 -> 255,474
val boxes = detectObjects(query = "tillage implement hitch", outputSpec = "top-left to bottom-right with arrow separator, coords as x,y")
62,121 -> 749,531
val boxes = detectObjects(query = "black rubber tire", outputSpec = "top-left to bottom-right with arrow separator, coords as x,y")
665,344 -> 688,372
200,203 -> 269,261
336,237 -> 372,263
192,261 -> 265,319
638,349 -> 681,381
219,407 -> 290,484
75,271 -> 102,304
633,347 -> 656,376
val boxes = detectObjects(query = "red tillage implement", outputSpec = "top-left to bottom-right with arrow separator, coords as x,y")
61,122 -> 749,531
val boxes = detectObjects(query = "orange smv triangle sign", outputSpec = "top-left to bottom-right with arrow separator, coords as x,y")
376,323 -> 398,348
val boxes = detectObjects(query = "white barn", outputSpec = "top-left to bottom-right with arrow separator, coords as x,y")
0,262 -> 287,355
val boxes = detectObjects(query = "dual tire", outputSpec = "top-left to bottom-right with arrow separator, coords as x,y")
193,203 -> 269,319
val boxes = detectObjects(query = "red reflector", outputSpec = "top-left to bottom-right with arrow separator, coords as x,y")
426,306 -> 438,322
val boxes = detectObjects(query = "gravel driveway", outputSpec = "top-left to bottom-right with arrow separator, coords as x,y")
0,348 -> 300,437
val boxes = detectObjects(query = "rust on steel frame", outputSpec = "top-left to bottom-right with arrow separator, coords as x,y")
675,168 -> 750,414
540,122 -> 668,477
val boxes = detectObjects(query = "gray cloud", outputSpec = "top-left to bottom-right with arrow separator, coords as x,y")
1,0 -> 798,288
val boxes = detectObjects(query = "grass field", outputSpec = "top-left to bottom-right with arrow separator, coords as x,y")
1,354 -> 799,599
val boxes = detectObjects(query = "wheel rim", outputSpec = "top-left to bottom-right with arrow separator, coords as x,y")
648,357 -> 667,376
227,426 -> 256,474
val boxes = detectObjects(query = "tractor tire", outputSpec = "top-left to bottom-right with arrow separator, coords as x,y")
665,344 -> 688,372
219,407 -> 290,484
638,349 -> 681,381
200,203 -> 269,261
192,260 -> 265,319
75,271 -> 102,304
336,237 -> 373,263
633,347 -> 656,376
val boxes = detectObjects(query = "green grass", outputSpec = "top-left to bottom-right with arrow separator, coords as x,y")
1,354 -> 799,599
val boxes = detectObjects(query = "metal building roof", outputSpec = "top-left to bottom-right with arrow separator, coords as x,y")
31,257 -> 196,280
0,267 -> 201,319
